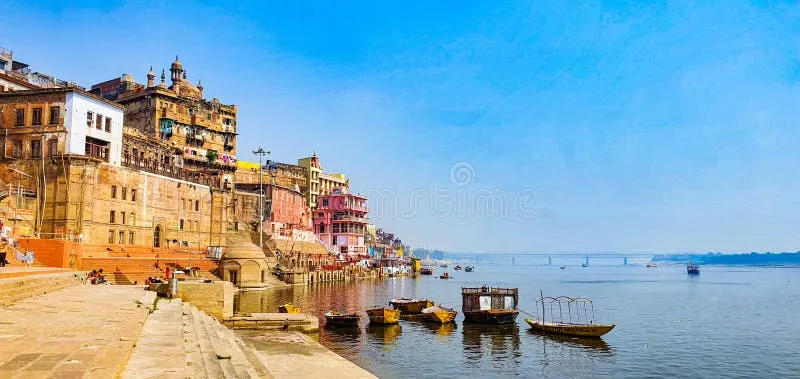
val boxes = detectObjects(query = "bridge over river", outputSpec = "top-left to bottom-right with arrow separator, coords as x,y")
471,252 -> 656,266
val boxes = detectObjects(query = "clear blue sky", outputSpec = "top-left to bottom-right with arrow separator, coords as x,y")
3,1 -> 800,253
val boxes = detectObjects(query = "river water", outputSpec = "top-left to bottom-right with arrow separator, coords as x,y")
235,264 -> 800,378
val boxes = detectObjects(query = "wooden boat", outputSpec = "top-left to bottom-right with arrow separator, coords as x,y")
366,307 -> 401,325
525,319 -> 615,338
464,266 -> 474,272
454,265 -> 462,270
439,272 -> 451,279
420,267 -> 433,275
560,266 -> 566,269
422,306 -> 457,323
389,298 -> 434,314
526,291 -> 615,338
646,263 -> 658,268
581,263 -> 588,268
461,286 -> 519,324
687,262 -> 700,275
277,304 -> 302,313
324,311 -> 360,327
440,263 -> 448,268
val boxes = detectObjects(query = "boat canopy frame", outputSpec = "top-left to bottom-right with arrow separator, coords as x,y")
534,293 -> 598,326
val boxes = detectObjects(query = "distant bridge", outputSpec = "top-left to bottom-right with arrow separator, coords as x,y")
473,252 -> 656,266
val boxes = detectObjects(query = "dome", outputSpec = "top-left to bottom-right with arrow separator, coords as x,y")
221,242 -> 266,260
171,55 -> 183,70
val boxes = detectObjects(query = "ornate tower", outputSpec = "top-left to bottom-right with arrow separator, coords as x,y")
146,66 -> 155,88
170,55 -> 183,84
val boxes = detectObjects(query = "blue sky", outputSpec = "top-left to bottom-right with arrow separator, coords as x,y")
3,1 -> 800,253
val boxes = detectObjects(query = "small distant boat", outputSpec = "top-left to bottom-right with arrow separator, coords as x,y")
366,307 -> 401,325
440,272 -> 451,279
422,305 -> 457,323
525,291 -> 615,338
581,263 -> 588,268
646,263 -> 658,268
277,304 -> 302,313
461,286 -> 519,324
324,311 -> 360,327
560,266 -> 566,270
464,266 -> 474,272
420,267 -> 433,275
440,263 -> 448,268
389,298 -> 434,314
454,265 -> 462,270
687,262 -> 700,275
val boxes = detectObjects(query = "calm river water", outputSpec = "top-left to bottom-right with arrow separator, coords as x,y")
235,264 -> 800,378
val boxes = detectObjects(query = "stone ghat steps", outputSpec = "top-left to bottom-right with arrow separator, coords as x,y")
82,258 -> 220,284
0,272 -> 83,306
122,298 -> 270,378
81,244 -> 197,257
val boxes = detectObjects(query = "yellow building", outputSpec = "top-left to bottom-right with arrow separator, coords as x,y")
297,153 -> 349,209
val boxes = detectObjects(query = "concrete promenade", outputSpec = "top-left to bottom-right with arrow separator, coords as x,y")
0,285 -> 150,378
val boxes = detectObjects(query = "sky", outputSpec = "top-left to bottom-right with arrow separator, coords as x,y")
3,0 -> 800,253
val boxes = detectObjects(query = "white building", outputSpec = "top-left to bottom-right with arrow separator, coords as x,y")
64,91 -> 124,166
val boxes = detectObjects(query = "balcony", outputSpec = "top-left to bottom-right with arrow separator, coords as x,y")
84,142 -> 109,162
332,215 -> 368,223
121,155 -> 230,190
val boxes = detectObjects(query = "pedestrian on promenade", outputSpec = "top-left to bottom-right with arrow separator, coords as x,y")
96,268 -> 107,284
0,237 -> 8,268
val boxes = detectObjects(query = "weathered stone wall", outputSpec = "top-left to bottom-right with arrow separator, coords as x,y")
175,280 -> 233,320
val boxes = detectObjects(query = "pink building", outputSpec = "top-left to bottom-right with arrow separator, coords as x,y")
313,188 -> 368,260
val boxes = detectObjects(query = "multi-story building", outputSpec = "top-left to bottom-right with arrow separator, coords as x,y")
90,57 -> 238,189
297,153 -> 349,209
313,187 -> 368,260
0,46 -> 83,91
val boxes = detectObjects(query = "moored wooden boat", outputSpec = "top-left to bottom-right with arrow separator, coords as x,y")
464,266 -> 474,272
524,318 -> 615,338
389,298 -> 434,314
324,311 -> 360,327
367,307 -> 401,324
277,303 -> 302,313
687,262 -> 700,275
420,267 -> 433,275
439,272 -> 450,279
422,306 -> 457,323
454,265 -> 462,270
461,286 -> 519,324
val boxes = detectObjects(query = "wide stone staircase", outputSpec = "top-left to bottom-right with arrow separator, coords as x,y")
122,298 -> 272,378
0,271 -> 82,306
81,245 -> 221,284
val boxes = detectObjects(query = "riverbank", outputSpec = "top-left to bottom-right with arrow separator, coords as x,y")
0,272 -> 375,378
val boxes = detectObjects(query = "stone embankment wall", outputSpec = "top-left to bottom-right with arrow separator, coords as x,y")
174,281 -> 234,320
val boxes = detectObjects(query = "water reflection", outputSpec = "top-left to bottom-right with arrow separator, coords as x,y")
462,323 -> 522,370
422,321 -> 457,338
366,324 -> 402,345
527,330 -> 615,355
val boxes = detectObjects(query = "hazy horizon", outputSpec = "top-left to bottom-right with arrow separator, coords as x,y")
4,1 -> 800,253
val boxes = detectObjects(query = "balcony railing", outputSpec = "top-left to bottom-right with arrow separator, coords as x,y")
85,142 -> 109,162
121,155 -> 230,190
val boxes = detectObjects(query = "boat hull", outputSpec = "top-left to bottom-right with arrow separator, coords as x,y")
367,308 -> 401,325
463,310 -> 519,324
524,318 -> 615,338
422,310 -> 457,323
390,299 -> 434,314
277,304 -> 302,314
325,315 -> 360,327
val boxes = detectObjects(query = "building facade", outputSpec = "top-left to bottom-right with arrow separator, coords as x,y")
0,46 -> 82,91
297,153 -> 349,209
313,187 -> 368,260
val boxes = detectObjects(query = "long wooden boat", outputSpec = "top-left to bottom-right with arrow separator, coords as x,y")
324,311 -> 360,327
277,304 -> 302,313
367,307 -> 401,325
524,318 -> 615,338
461,286 -> 519,324
464,266 -> 474,272
420,267 -> 433,275
454,265 -> 462,270
389,298 -> 434,314
422,306 -> 457,323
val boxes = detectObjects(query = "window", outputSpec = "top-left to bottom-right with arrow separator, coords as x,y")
105,117 -> 111,132
12,140 -> 22,158
130,213 -> 136,225
49,106 -> 60,124
322,199 -> 329,207
195,200 -> 199,211
87,111 -> 93,128
109,210 -> 116,223
121,187 -> 127,200
31,140 -> 41,158
96,114 -> 102,130
130,189 -> 137,201
14,109 -> 24,126
32,108 -> 42,125
119,231 -> 124,244
179,219 -> 184,230
194,221 -> 199,231
181,198 -> 185,209
108,230 -> 115,244
128,231 -> 135,245
120,212 -> 126,225
111,185 -> 117,199
48,140 -> 58,156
